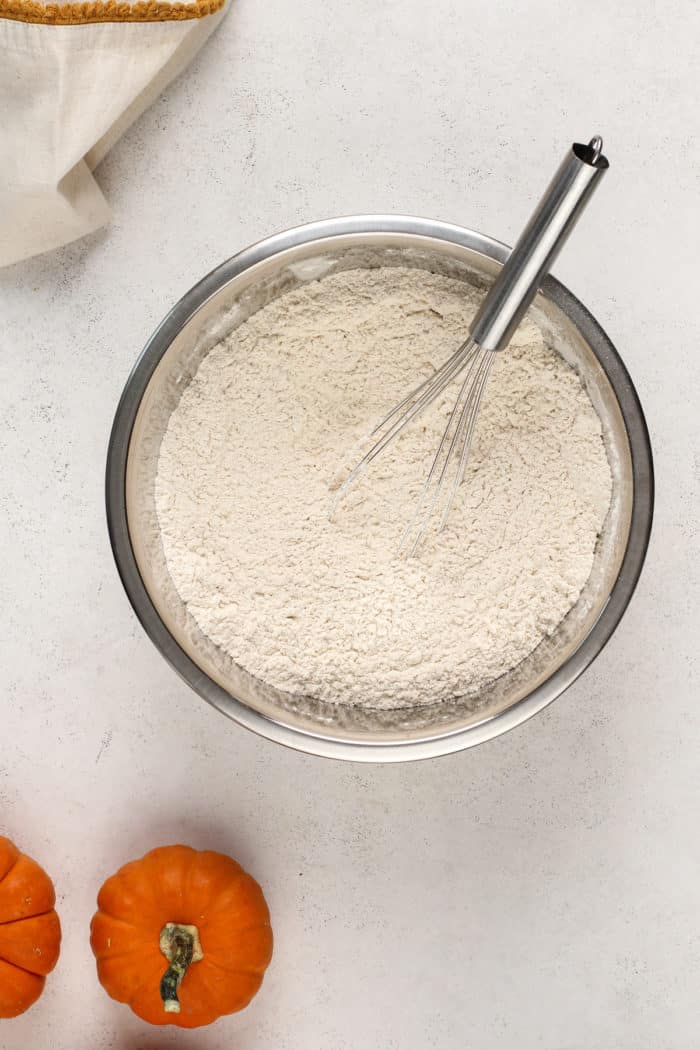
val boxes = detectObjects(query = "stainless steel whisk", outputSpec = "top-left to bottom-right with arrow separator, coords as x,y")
336,136 -> 609,555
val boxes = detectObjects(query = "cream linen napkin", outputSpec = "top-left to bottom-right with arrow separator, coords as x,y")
0,0 -> 228,267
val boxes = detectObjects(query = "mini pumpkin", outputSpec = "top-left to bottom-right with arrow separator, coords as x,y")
90,844 -> 273,1028
0,835 -> 62,1019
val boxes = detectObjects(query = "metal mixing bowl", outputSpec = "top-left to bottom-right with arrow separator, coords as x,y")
106,216 -> 653,761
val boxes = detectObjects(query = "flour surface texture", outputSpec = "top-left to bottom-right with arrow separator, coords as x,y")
155,268 -> 612,710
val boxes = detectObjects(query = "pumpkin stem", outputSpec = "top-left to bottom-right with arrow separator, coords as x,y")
159,923 -> 203,1014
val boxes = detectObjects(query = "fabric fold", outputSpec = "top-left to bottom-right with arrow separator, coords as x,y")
0,1 -> 228,267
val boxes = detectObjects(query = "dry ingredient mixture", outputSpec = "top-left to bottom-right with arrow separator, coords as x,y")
155,267 -> 612,710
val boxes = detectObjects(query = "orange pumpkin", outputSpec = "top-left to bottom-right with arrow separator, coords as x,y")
90,844 -> 273,1028
0,835 -> 62,1019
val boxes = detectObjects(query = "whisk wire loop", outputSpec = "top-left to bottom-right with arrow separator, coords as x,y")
334,339 -> 477,506
398,346 -> 495,557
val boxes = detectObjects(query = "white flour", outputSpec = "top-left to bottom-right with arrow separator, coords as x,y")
155,267 -> 612,710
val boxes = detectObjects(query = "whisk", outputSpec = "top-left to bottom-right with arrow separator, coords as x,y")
337,136 -> 609,555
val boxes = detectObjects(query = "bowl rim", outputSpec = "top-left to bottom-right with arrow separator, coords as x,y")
106,214 -> 654,762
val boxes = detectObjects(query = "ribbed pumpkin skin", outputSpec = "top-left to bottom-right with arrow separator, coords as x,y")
90,845 -> 273,1028
0,836 -> 62,1019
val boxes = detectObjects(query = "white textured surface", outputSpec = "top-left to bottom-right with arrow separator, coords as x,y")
0,1 -> 697,1047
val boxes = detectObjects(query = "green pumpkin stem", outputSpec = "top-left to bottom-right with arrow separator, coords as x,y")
159,923 -> 203,1014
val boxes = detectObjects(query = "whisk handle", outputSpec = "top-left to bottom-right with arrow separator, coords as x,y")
469,136 -> 609,353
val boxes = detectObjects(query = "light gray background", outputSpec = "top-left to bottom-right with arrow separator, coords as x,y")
1,1 -> 697,1048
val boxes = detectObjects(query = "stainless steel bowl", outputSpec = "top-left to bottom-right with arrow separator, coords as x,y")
106,216 -> 653,762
